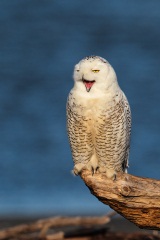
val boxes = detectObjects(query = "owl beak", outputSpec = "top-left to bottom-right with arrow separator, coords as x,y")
82,78 -> 95,92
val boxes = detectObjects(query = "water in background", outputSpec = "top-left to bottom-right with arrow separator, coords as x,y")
0,0 -> 160,217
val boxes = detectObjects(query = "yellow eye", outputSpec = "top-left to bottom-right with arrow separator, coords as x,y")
92,70 -> 100,73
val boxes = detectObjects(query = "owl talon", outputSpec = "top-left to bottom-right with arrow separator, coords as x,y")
106,169 -> 117,180
85,155 -> 99,175
73,163 -> 85,176
92,166 -> 99,175
92,167 -> 95,175
112,174 -> 117,181
86,163 -> 98,175
72,168 -> 79,176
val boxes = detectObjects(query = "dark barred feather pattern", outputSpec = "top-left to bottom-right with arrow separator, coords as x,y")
67,91 -> 131,173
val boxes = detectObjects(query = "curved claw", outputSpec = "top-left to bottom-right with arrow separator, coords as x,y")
72,168 -> 79,176
72,163 -> 85,176
91,166 -> 99,176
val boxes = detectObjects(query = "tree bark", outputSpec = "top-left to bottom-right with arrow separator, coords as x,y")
80,170 -> 160,230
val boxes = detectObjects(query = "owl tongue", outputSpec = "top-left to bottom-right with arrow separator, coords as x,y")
83,80 -> 95,92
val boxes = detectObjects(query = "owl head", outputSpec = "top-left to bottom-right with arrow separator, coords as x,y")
73,56 -> 119,94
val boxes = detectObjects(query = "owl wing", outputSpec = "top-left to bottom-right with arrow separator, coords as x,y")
66,95 -> 94,167
95,92 -> 131,173
122,92 -> 131,172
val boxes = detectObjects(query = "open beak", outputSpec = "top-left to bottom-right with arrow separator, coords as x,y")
82,78 -> 95,92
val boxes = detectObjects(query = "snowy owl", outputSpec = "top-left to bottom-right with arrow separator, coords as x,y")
66,56 -> 131,179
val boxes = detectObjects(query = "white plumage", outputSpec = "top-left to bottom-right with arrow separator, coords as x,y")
67,56 -> 131,179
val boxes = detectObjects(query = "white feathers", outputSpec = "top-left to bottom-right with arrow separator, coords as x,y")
67,56 -> 131,179
73,56 -> 119,97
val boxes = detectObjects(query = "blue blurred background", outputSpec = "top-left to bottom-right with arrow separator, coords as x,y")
0,0 -> 160,217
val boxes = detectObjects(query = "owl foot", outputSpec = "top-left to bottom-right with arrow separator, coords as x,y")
106,169 -> 117,181
72,163 -> 85,175
85,156 -> 99,175
98,167 -> 117,180
86,164 -> 98,175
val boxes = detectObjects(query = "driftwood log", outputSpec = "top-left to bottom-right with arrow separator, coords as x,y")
80,170 -> 160,230
0,214 -> 159,240
0,214 -> 114,240
0,172 -> 160,239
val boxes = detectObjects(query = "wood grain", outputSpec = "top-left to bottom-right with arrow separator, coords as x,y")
80,170 -> 160,230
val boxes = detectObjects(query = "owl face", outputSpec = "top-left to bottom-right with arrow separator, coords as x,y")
73,56 -> 118,93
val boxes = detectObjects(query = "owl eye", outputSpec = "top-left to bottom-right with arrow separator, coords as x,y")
76,69 -> 80,72
92,70 -> 100,73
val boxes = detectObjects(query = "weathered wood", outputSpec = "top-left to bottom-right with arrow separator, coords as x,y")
0,215 -> 111,240
80,170 -> 160,230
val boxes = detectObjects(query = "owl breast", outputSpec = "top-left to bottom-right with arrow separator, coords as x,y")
67,90 -> 130,175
